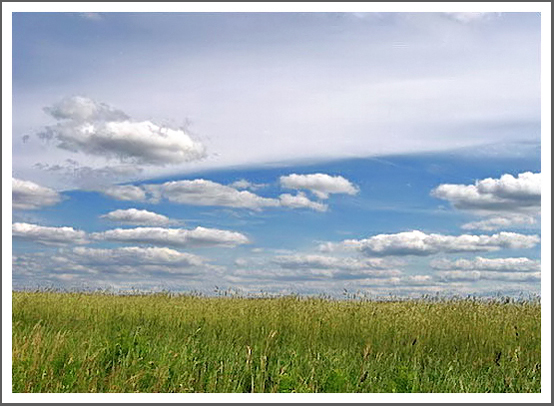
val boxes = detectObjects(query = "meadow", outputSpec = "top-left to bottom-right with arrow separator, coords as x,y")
12,291 -> 541,393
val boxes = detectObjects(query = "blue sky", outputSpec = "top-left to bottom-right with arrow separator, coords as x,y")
9,11 -> 544,297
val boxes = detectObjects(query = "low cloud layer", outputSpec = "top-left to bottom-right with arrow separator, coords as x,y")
432,172 -> 541,215
280,173 -> 359,199
431,256 -> 541,273
12,222 -> 88,246
38,96 -> 206,165
461,215 -> 538,232
437,271 -> 541,283
12,178 -> 62,210
13,246 -> 214,288
71,246 -> 205,269
100,208 -> 173,226
91,226 -> 250,248
320,230 -> 540,257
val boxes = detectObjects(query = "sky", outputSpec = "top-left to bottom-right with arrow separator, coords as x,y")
8,10 -> 547,298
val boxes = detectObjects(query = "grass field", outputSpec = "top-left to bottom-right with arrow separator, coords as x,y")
12,291 -> 541,393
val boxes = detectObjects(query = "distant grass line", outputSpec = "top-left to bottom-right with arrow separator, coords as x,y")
12,291 -> 541,393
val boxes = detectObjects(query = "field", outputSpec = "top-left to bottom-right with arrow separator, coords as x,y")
12,291 -> 541,393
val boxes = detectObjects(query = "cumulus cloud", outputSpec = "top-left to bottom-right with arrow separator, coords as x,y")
430,256 -> 541,273
12,178 -> 62,210
144,179 -> 280,209
100,208 -> 173,226
278,193 -> 328,212
103,185 -> 147,201
12,222 -> 88,246
461,215 -> 537,231
109,179 -> 327,211
432,172 -> 541,215
320,230 -> 540,257
39,96 -> 206,165
92,226 -> 250,248
280,173 -> 359,199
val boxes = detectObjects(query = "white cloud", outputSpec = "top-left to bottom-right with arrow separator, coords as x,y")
116,179 -> 328,212
229,179 -> 266,191
461,215 -> 538,231
103,185 -> 146,201
430,256 -> 541,273
437,271 -> 540,283
280,173 -> 359,199
91,226 -> 250,248
100,208 -> 173,226
273,254 -> 396,271
145,179 -> 280,209
71,246 -> 205,269
12,222 -> 88,246
13,247 -> 214,287
432,172 -> 541,215
12,178 -> 62,210
320,230 -> 540,257
39,96 -> 206,165
278,193 -> 328,212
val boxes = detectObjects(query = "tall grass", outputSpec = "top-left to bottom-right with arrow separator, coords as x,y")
12,291 -> 540,393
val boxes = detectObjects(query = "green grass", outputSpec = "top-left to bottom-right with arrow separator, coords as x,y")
12,291 -> 541,393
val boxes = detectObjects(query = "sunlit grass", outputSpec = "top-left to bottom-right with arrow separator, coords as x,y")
12,291 -> 540,393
